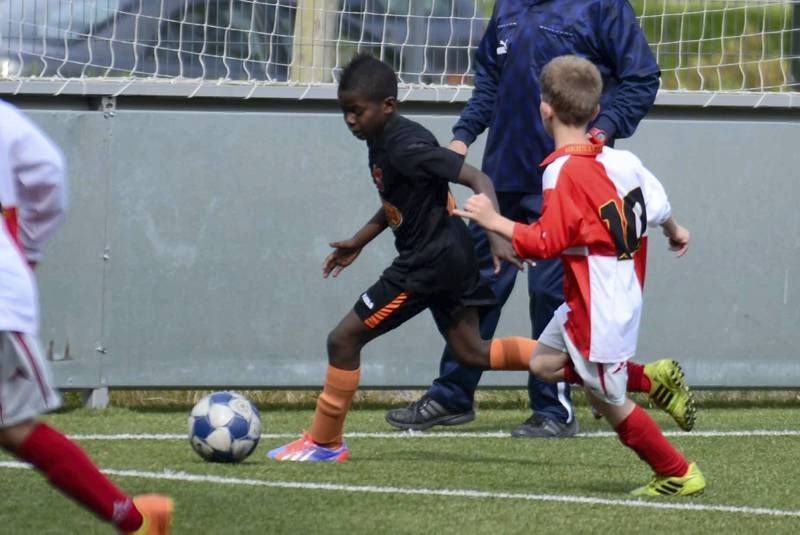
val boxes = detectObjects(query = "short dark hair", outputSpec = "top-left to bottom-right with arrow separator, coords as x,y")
338,53 -> 398,102
539,55 -> 602,126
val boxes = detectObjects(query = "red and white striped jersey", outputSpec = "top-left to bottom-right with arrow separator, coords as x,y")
512,141 -> 671,363
0,100 -> 67,334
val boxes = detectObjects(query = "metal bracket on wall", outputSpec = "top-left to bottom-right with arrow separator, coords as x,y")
81,387 -> 109,409
101,96 -> 116,118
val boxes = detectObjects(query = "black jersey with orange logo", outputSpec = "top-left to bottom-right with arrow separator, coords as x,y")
366,114 -> 477,293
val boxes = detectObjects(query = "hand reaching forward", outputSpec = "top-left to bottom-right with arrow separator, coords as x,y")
454,194 -> 527,273
323,239 -> 362,278
487,233 -> 526,273
452,193 -> 499,230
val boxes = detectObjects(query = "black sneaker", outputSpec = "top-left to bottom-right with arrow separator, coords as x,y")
385,394 -> 475,431
510,413 -> 579,438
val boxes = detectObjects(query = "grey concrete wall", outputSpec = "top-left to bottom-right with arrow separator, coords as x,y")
12,99 -> 800,388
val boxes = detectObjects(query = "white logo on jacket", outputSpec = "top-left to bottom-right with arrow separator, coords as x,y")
497,39 -> 509,55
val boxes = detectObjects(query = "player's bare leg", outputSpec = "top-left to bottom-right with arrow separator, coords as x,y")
527,342 -> 571,383
0,419 -> 36,449
583,388 -> 636,428
442,307 -> 492,369
384,308 -> 537,431
326,310 -> 383,370
444,307 -> 537,371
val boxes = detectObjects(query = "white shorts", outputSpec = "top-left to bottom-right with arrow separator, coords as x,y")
538,312 -> 629,406
0,332 -> 61,428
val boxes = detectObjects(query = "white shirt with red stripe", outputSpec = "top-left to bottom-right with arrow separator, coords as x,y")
0,100 -> 66,335
512,141 -> 671,363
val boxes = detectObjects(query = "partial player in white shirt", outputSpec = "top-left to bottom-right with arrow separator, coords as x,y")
454,56 -> 705,497
0,100 -> 173,533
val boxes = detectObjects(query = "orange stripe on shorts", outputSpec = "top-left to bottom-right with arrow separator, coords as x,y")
364,292 -> 409,328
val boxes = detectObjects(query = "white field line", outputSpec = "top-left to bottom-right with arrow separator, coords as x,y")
1,460 -> 799,518
63,429 -> 800,441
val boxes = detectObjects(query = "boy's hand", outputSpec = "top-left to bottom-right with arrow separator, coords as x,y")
323,239 -> 362,278
487,233 -> 526,273
454,194 -> 525,273
663,223 -> 690,257
448,140 -> 468,156
452,193 -> 499,229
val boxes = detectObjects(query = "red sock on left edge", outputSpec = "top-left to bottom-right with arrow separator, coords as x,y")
16,423 -> 143,532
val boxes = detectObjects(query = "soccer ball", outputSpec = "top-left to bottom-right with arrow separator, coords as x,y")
188,391 -> 261,463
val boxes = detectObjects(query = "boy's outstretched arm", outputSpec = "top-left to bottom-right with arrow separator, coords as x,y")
455,163 -> 524,272
323,207 -> 388,278
455,187 -> 579,261
452,193 -> 516,240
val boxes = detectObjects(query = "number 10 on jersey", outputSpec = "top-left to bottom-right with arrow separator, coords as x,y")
599,187 -> 647,260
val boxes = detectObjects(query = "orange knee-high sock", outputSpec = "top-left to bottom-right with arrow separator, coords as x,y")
309,365 -> 360,447
489,337 -> 537,371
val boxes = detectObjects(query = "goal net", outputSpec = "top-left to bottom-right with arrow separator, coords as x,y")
0,0 -> 798,100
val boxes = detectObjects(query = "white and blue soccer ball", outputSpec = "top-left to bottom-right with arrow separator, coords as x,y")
188,391 -> 262,463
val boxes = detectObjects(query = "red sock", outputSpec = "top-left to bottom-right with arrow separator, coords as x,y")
615,405 -> 688,476
562,362 -> 583,385
626,362 -> 651,392
16,423 -> 143,531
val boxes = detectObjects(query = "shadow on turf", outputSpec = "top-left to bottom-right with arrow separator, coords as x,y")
569,479 -> 642,495
251,446 -> 635,494
346,447 -> 623,471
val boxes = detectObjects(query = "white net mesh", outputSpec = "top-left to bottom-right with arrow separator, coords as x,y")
639,0 -> 800,92
0,0 -> 798,99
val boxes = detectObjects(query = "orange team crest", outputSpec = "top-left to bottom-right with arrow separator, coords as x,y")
381,199 -> 403,229
372,165 -> 402,228
446,191 -> 456,214
371,165 -> 385,192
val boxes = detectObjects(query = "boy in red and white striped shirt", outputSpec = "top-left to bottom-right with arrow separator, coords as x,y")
454,56 -> 705,497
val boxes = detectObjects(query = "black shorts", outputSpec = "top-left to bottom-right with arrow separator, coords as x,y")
353,275 -> 496,336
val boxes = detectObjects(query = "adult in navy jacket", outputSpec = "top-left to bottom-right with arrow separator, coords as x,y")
386,0 -> 661,437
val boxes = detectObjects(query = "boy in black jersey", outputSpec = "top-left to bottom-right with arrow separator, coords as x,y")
268,54 -> 537,462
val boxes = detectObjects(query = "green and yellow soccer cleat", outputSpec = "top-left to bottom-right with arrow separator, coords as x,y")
645,359 -> 696,431
630,463 -> 706,497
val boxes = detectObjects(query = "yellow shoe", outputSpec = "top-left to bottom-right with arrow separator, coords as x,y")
129,495 -> 174,535
630,463 -> 706,497
645,359 -> 696,431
